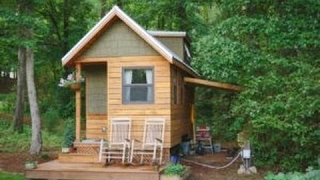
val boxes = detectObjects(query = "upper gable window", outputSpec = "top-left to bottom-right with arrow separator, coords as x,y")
123,67 -> 154,104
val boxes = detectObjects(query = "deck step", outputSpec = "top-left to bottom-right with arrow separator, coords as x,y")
25,160 -> 160,180
58,153 -> 99,163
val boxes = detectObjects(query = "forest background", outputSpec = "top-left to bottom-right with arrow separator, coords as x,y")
0,0 -> 319,173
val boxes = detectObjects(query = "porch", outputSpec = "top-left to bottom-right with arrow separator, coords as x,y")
25,160 -> 162,180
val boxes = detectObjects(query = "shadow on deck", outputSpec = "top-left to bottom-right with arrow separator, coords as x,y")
25,160 -> 161,180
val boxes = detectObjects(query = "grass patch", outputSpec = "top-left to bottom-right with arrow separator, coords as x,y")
0,171 -> 24,180
0,119 -> 62,152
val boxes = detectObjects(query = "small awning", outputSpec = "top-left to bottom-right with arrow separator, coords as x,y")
184,77 -> 242,91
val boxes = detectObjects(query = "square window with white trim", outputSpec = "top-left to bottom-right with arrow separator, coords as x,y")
122,67 -> 154,104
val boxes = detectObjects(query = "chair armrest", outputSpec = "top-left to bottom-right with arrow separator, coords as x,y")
155,138 -> 163,143
132,139 -> 142,143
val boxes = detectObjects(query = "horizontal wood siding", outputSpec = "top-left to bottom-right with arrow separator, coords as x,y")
86,114 -> 108,139
170,66 -> 194,146
79,56 -> 194,149
107,56 -> 172,148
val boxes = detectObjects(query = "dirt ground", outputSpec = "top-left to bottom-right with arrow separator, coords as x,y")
183,152 -> 265,180
0,151 -> 265,180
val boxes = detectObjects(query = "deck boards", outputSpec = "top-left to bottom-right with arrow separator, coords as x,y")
25,160 -> 161,180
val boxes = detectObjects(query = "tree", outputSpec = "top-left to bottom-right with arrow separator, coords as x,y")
14,43 -> 26,133
192,0 -> 320,171
17,0 -> 42,154
0,0 -> 25,132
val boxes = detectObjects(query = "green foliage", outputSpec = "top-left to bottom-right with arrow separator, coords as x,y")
62,118 -> 75,147
192,0 -> 320,171
264,167 -> 320,180
0,119 -> 61,152
0,93 -> 16,113
195,88 -> 241,141
42,107 -> 62,132
0,171 -> 24,180
163,163 -> 186,177
0,0 -> 318,173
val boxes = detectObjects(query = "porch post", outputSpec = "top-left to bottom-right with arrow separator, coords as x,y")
75,63 -> 81,142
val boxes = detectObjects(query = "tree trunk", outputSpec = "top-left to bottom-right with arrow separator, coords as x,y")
13,47 -> 26,133
18,0 -> 42,155
26,47 -> 42,155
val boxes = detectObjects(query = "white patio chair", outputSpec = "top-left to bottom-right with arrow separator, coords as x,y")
130,117 -> 165,165
99,117 -> 131,164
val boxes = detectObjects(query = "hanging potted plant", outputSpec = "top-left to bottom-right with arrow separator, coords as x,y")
58,72 -> 85,90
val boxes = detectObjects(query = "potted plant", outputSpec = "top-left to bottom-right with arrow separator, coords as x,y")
25,155 -> 37,169
62,118 -> 76,153
58,72 -> 85,90
25,161 -> 37,169
160,163 -> 190,180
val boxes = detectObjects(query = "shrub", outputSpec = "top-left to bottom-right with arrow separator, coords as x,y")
264,165 -> 320,180
62,118 -> 75,147
163,163 -> 186,177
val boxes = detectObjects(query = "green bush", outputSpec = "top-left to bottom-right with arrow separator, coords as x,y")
62,118 -> 75,147
264,166 -> 320,180
163,163 -> 186,177
0,93 -> 16,113
43,107 -> 63,132
264,170 -> 320,180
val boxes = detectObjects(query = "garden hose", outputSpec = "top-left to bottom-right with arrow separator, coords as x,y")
181,151 -> 241,170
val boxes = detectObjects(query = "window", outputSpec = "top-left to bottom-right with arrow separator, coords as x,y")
123,67 -> 154,104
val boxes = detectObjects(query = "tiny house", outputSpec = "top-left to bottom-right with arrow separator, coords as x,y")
60,6 -> 241,163
61,6 -> 197,163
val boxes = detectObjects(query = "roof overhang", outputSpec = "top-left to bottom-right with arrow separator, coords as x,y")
184,77 -> 242,91
62,6 -> 189,68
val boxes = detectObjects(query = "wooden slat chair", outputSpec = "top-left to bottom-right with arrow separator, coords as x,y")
99,117 -> 131,164
130,117 -> 165,165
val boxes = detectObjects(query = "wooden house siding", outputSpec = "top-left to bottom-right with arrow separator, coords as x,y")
81,20 -> 158,58
62,6 -> 198,154
170,66 -> 194,146
106,56 -> 172,148
83,64 -> 108,139
85,114 -> 108,139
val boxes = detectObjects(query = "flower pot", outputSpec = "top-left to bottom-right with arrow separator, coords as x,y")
69,147 -> 77,153
61,147 -> 70,153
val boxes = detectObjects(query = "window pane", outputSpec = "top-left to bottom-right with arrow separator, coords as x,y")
130,86 -> 148,101
132,69 -> 147,84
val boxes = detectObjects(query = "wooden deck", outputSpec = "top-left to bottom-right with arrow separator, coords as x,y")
25,160 -> 162,180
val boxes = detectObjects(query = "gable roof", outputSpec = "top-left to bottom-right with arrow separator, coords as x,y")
61,6 -> 198,77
